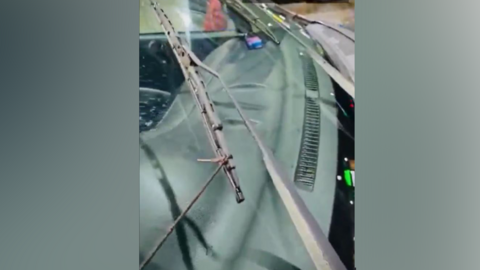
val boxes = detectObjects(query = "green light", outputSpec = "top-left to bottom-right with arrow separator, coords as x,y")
344,169 -> 352,187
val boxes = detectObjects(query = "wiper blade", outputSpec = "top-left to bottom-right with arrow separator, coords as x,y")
150,4 -> 347,270
149,0 -> 244,204
222,0 -> 280,44
254,2 -> 355,99
258,1 -> 355,42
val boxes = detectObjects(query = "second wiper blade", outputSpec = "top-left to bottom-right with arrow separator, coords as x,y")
222,0 -> 280,44
258,1 -> 355,42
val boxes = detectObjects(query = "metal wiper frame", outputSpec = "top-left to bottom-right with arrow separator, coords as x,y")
257,1 -> 355,42
221,0 -> 280,44
149,0 -> 244,204
148,3 -> 347,270
253,1 -> 355,99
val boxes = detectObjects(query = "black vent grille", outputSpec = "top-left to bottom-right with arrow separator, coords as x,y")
303,56 -> 319,92
294,56 -> 321,191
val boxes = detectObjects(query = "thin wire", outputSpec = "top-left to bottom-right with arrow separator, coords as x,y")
139,163 -> 224,270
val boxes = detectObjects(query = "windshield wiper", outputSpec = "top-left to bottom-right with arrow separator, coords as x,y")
252,2 -> 355,99
149,3 -> 347,270
221,0 -> 280,44
148,0 -> 245,204
257,1 -> 355,41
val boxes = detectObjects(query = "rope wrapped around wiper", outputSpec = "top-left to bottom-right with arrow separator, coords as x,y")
149,3 -> 347,270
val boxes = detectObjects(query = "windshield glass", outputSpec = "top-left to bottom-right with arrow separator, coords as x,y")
139,1 -> 355,270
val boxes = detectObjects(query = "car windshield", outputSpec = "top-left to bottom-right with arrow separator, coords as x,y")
139,1 -> 355,270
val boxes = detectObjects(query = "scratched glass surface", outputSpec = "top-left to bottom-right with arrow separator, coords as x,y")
139,1 -> 355,269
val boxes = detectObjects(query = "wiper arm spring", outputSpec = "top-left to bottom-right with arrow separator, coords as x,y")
150,1 -> 244,203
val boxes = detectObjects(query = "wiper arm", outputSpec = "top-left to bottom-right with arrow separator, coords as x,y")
259,2 -> 355,42
149,1 -> 244,203
222,0 -> 280,44
254,2 -> 355,99
150,4 -> 347,270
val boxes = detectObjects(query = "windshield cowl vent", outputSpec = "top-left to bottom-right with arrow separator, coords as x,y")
294,55 -> 321,192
